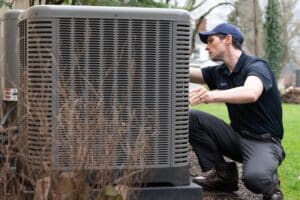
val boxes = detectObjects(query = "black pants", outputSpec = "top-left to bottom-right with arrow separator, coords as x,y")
189,109 -> 285,195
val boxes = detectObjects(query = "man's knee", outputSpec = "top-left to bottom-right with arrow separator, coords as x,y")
243,169 -> 273,194
189,109 -> 209,125
189,109 -> 199,132
188,109 -> 220,140
189,109 -> 204,142
189,109 -> 199,123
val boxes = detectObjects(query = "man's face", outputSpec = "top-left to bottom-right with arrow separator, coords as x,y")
205,35 -> 228,61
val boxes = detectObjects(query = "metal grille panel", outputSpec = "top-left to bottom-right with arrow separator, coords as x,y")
19,20 -> 53,168
18,9 -> 190,171
172,23 -> 190,166
56,18 -> 173,169
18,19 -> 27,131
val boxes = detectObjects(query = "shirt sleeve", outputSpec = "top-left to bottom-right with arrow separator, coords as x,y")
201,66 -> 217,90
247,61 -> 273,92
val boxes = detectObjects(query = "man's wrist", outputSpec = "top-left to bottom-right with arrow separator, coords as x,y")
210,90 -> 219,103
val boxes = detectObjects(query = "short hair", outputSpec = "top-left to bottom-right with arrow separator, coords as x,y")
215,34 -> 242,50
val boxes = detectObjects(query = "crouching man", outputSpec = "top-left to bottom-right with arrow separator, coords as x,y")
189,23 -> 285,200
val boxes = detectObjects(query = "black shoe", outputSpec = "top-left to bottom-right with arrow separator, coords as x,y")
193,162 -> 239,193
263,183 -> 283,200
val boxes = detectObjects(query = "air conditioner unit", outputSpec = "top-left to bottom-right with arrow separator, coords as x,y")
17,5 -> 190,186
0,10 -> 22,123
0,10 -> 23,197
1,10 -> 22,155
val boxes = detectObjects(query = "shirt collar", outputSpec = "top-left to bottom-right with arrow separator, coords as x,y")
223,52 -> 247,75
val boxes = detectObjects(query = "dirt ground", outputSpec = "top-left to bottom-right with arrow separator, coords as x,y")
189,151 -> 263,200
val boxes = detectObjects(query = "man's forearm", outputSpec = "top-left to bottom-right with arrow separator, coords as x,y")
189,76 -> 263,105
207,86 -> 259,104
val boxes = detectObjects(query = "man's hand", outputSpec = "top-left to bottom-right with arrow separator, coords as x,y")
189,76 -> 264,105
189,86 -> 213,105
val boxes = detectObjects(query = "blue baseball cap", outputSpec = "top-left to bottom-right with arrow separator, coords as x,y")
199,23 -> 244,44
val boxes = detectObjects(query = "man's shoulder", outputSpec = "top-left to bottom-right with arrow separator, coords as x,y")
202,63 -> 226,72
244,55 -> 269,68
243,55 -> 275,82
240,55 -> 271,76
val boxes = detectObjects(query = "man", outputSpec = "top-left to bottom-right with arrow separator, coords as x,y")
189,23 -> 285,200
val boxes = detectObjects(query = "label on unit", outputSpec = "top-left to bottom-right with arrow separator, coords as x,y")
3,88 -> 18,101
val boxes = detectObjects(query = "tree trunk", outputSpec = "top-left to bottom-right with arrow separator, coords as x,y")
253,0 -> 258,56
29,0 -> 35,6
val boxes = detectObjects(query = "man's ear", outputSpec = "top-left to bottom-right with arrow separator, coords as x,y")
225,35 -> 233,45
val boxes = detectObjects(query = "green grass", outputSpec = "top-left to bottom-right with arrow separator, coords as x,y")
281,104 -> 300,200
191,103 -> 300,200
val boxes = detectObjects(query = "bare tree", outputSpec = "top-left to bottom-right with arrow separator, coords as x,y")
278,0 -> 300,86
281,0 -> 300,65
253,0 -> 258,55
228,0 -> 264,57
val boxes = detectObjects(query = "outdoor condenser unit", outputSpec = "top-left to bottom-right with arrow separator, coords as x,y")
0,10 -> 23,153
0,12 -> 22,196
0,10 -> 22,126
18,5 -> 190,186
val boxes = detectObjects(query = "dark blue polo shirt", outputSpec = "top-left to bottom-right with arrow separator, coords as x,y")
201,53 -> 283,139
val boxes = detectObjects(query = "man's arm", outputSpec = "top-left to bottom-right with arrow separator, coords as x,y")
189,76 -> 264,105
190,67 -> 205,84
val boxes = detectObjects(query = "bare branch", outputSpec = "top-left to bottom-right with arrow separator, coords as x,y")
198,2 -> 235,21
189,0 -> 209,11
190,2 -> 236,54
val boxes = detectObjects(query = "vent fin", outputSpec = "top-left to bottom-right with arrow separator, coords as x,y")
173,23 -> 190,165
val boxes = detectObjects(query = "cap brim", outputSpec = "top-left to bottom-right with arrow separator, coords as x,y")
199,31 -> 216,43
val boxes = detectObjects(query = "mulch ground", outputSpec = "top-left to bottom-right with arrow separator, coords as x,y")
189,150 -> 263,200
281,86 -> 300,104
